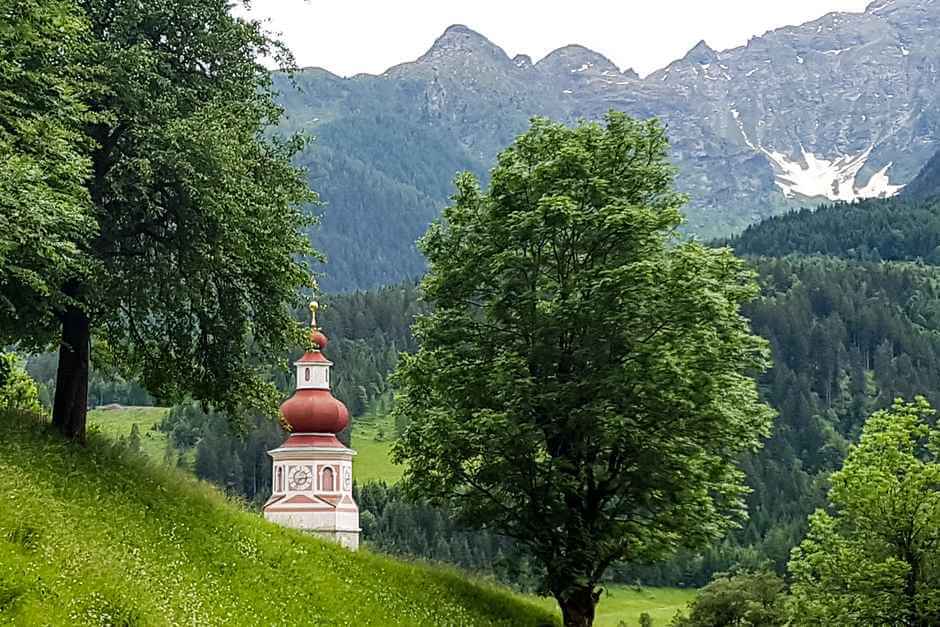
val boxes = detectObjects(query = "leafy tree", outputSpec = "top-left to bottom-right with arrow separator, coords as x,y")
0,0 -> 94,347
393,113 -> 774,626
0,353 -> 42,413
670,570 -> 787,627
27,0 -> 316,440
788,398 -> 940,627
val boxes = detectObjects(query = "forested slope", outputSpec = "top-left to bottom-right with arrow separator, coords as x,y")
728,196 -> 940,263
737,257 -> 940,570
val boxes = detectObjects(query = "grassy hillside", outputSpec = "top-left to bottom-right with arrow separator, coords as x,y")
351,412 -> 404,484
88,406 -> 170,459
0,410 -> 556,626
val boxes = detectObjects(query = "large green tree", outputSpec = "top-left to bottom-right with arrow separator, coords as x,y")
392,113 -> 774,626
0,0 -> 94,344
6,0 -> 316,440
788,398 -> 940,626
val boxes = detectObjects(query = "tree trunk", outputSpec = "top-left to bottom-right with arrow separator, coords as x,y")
52,305 -> 90,442
556,586 -> 599,627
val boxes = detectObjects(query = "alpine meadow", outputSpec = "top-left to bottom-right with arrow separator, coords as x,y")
4,1 -> 940,626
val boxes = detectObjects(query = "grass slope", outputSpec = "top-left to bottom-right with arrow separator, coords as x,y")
0,410 -> 555,626
88,406 -> 170,460
351,412 -> 403,484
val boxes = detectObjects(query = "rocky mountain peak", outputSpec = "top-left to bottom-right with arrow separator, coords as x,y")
536,44 -> 621,76
866,0 -> 900,13
513,54 -> 534,69
283,0 -> 940,289
682,40 -> 719,65
419,24 -> 508,63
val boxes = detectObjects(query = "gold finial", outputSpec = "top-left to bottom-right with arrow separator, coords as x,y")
309,301 -> 319,329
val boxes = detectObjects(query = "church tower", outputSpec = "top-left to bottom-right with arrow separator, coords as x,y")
263,302 -> 360,550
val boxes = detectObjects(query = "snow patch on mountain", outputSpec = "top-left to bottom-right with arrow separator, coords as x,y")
868,0 -> 897,13
762,146 -> 904,201
731,109 -> 757,150
858,163 -> 905,198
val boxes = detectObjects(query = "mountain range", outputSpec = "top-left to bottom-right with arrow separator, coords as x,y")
276,0 -> 940,291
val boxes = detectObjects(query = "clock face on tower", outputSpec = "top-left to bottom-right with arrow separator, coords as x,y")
343,466 -> 352,491
289,465 -> 312,491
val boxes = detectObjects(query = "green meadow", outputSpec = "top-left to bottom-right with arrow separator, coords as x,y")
532,586 -> 695,626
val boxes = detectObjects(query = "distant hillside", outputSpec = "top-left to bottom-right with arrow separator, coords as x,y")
729,149 -> 940,262
280,0 -> 940,291
0,410 -> 555,626
727,195 -> 940,262
901,147 -> 940,202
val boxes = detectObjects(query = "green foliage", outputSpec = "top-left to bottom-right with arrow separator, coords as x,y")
393,112 -> 773,623
0,353 -> 41,413
316,283 -> 429,418
711,257 -> 940,579
160,402 -> 284,506
25,351 -> 153,409
728,196 -> 940,264
151,254 -> 940,593
357,481 -> 539,590
0,0 -> 94,345
0,408 -> 558,625
1,0 -> 320,439
669,571 -> 787,627
69,0 -> 317,421
278,78 -> 490,292
788,398 -> 940,627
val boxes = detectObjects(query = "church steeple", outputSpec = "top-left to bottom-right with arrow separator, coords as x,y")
262,298 -> 360,550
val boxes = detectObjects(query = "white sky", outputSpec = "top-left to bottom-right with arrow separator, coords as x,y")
237,0 -> 872,77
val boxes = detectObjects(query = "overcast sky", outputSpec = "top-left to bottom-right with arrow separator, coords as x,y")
236,0 -> 873,77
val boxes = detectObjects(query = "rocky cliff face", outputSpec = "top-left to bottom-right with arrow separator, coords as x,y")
280,0 -> 940,289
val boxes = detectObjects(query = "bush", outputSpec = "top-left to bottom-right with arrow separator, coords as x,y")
670,570 -> 787,627
0,353 -> 42,414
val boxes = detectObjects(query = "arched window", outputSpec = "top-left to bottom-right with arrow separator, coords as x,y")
322,467 -> 334,492
305,367 -> 311,382
276,466 -> 283,493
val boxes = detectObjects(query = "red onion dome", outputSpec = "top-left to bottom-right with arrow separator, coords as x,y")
310,329 -> 328,350
280,389 -> 349,433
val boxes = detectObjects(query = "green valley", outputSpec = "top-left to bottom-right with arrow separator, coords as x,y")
8,0 -> 940,622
